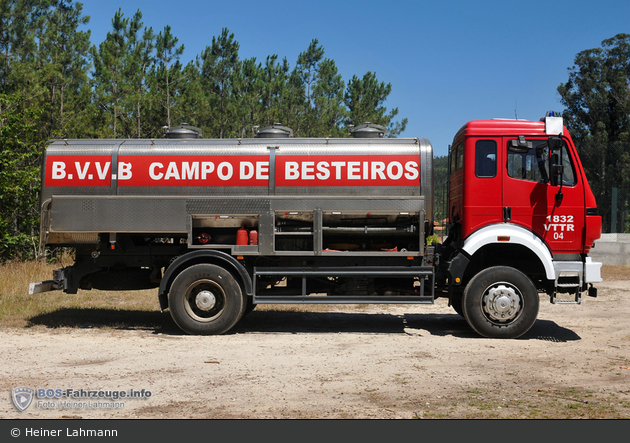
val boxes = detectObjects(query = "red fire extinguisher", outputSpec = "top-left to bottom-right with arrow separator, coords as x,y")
249,229 -> 258,245
236,225 -> 248,245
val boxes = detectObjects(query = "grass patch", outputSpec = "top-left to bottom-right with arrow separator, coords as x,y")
0,257 -> 167,331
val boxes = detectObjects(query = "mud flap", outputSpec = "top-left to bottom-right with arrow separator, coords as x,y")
448,252 -> 470,286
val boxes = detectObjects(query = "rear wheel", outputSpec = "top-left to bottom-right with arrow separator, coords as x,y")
462,266 -> 539,339
168,264 -> 245,335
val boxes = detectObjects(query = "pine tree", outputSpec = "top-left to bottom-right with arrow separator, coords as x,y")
200,28 -> 239,138
35,0 -> 91,139
232,57 -> 264,138
344,71 -> 407,137
127,13 -> 155,138
90,8 -> 133,137
154,24 -> 184,130
174,59 -> 206,135
295,39 -> 325,136
311,58 -> 346,137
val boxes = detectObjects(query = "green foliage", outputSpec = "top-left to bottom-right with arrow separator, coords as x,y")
558,33 -> 630,232
426,234 -> 439,246
91,8 -> 140,138
185,34 -> 404,139
199,27 -> 240,138
433,155 -> 449,223
0,0 -> 39,91
35,0 -> 92,139
0,93 -> 41,260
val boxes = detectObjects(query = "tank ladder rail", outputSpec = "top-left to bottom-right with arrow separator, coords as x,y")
252,265 -> 435,304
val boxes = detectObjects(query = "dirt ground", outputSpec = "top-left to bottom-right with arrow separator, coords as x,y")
1,277 -> 629,419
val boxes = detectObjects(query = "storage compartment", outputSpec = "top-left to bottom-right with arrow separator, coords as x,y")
191,215 -> 259,246
321,212 -> 420,252
274,211 -> 313,252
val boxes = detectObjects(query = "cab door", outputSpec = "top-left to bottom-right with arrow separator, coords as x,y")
461,138 -> 503,238
502,136 -> 585,254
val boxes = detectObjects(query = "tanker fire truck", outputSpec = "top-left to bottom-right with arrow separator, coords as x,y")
29,112 -> 603,338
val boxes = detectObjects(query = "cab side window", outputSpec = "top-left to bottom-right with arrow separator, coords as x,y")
450,143 -> 464,174
507,142 -> 545,182
507,139 -> 576,186
475,140 -> 496,178
558,145 -> 576,186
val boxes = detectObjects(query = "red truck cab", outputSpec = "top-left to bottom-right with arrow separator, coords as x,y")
445,113 -> 602,308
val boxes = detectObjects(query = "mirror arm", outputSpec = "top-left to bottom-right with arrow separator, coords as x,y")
548,136 -> 564,203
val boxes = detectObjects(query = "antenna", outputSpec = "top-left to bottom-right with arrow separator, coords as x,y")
515,101 -> 518,120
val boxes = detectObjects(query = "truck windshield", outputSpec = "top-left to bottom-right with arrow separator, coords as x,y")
507,139 -> 576,186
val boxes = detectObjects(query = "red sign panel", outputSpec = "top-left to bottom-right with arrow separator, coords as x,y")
45,155 -> 112,187
45,154 -> 421,188
117,155 -> 270,187
275,155 -> 420,186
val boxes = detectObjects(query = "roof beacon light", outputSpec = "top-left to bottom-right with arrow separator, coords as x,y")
543,111 -> 563,136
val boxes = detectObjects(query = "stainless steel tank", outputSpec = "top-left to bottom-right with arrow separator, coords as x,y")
39,133 -> 433,256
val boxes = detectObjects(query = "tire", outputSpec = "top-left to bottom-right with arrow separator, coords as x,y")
462,266 -> 539,339
168,264 -> 245,335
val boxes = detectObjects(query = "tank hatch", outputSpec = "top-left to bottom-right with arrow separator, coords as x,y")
350,122 -> 388,138
165,123 -> 203,139
254,123 -> 294,138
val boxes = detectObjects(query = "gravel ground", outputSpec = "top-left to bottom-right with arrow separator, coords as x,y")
1,278 -> 629,419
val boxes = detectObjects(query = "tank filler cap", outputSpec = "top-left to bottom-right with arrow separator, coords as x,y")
165,122 -> 202,139
350,122 -> 388,138
254,123 -> 294,138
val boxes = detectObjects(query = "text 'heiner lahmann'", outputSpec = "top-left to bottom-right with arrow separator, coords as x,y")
25,427 -> 118,437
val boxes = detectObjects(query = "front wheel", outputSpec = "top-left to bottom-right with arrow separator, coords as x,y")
168,264 -> 245,335
462,266 -> 539,339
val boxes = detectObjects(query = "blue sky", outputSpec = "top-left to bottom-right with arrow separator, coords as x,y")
79,0 -> 630,156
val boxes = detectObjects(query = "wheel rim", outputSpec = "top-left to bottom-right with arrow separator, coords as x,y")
481,282 -> 522,324
183,279 -> 226,322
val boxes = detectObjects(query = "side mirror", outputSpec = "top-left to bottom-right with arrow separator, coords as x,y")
508,136 -> 532,153
548,137 -> 566,204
